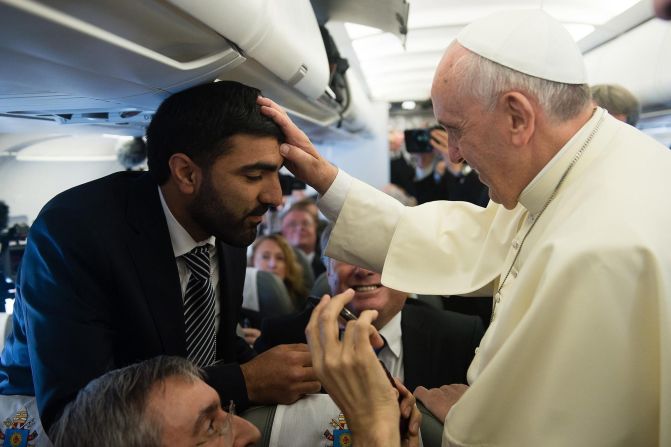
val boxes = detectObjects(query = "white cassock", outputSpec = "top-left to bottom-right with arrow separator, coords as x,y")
319,108 -> 671,446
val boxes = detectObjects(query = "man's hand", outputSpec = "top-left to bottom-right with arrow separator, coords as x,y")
396,379 -> 422,447
257,96 -> 338,194
430,128 -> 450,158
240,343 -> 320,404
306,292 -> 401,446
240,327 -> 261,346
414,384 -> 469,423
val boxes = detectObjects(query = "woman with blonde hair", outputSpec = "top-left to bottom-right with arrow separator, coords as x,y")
249,234 -> 307,308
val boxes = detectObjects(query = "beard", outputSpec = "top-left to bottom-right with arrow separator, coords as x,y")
189,175 -> 267,247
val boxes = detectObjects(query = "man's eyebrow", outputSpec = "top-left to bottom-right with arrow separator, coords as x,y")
239,161 -> 281,172
193,402 -> 220,436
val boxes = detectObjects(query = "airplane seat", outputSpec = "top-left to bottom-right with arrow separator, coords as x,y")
241,268 -> 298,329
309,271 -> 330,298
240,405 -> 277,446
417,401 -> 445,446
0,312 -> 12,352
240,400 -> 443,447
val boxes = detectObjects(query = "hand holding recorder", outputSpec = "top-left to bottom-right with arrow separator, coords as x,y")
305,291 -> 421,447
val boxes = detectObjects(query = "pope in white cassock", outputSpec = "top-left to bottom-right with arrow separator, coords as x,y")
258,9 -> 671,447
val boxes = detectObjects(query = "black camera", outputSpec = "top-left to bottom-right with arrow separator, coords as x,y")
404,127 -> 439,153
279,173 -> 306,196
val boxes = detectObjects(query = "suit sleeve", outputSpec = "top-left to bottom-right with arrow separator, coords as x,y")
203,359 -> 251,411
20,205 -> 116,430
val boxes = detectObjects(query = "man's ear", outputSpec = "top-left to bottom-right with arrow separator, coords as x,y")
500,92 -> 535,147
168,153 -> 201,195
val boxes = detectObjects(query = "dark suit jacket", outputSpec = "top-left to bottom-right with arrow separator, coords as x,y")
310,248 -> 326,278
255,299 -> 484,390
0,172 -> 255,430
414,169 -> 489,207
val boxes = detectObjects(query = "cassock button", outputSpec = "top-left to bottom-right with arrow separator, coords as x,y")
494,293 -> 501,303
511,268 -> 518,278
512,240 -> 519,250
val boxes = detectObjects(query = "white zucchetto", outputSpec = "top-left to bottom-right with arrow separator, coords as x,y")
457,9 -> 587,84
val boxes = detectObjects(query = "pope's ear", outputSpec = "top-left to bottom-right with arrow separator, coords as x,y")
168,153 -> 201,195
501,92 -> 535,146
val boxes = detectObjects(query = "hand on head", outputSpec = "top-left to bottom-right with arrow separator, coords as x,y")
257,96 -> 338,194
655,0 -> 671,19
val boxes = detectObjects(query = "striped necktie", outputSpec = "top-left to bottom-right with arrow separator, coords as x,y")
181,245 -> 217,367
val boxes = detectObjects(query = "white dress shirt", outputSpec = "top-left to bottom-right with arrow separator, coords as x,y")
158,188 -> 221,329
377,311 -> 404,382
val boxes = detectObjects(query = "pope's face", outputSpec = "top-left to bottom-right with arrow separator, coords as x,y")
431,45 -> 522,209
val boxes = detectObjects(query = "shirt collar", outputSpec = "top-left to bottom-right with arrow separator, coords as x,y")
518,107 -> 606,217
158,186 -> 215,258
379,311 -> 403,359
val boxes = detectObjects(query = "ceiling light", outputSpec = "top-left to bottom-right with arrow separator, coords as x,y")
401,101 -> 416,110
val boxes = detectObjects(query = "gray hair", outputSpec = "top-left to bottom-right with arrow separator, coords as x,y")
451,44 -> 592,122
49,356 -> 202,447
590,84 -> 640,126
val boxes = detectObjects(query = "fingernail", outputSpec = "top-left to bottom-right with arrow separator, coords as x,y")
279,144 -> 289,155
411,421 -> 419,433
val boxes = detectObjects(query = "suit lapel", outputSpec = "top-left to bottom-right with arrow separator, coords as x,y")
125,174 -> 186,355
215,241 -> 247,361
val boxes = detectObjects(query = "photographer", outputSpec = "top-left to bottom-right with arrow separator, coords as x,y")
406,128 -> 488,206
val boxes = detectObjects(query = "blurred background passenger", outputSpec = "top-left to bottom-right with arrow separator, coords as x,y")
0,201 -> 7,235
289,196 -> 328,242
591,84 -> 641,126
249,234 -> 307,308
0,201 -> 8,302
388,129 -> 416,198
410,128 -> 489,206
281,205 -> 324,280
49,356 -> 260,447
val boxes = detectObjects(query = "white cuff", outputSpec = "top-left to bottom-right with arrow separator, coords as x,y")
317,169 -> 352,222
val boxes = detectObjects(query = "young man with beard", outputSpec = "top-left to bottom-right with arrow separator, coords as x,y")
0,81 -> 320,436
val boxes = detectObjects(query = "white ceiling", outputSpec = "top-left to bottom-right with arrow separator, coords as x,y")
339,0 -> 651,102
